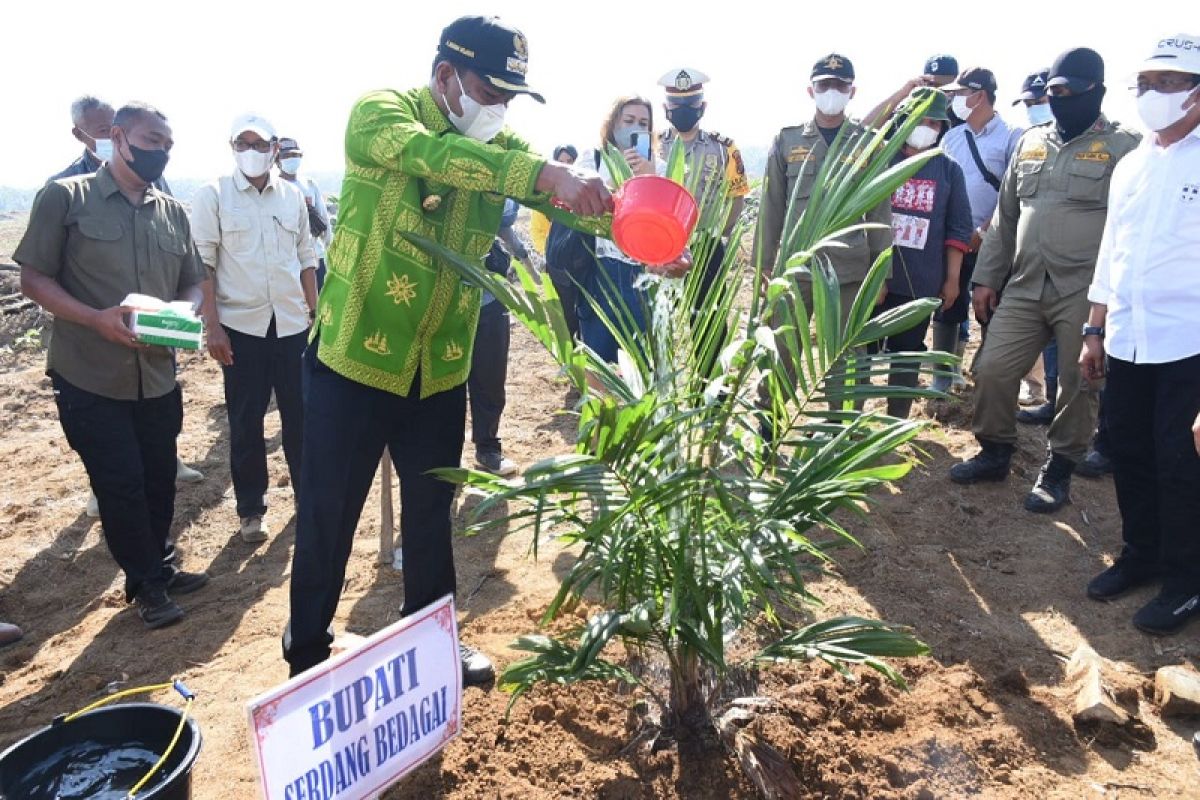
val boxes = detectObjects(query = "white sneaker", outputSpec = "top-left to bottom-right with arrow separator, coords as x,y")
1018,380 -> 1045,407
85,492 -> 99,518
239,515 -> 268,543
176,458 -> 204,484
475,450 -> 518,477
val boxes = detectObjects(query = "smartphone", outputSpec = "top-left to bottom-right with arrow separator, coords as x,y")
630,132 -> 651,161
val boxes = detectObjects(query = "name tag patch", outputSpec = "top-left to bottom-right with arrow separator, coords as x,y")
891,213 -> 931,250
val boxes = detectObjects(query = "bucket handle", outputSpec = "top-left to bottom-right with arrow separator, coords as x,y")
54,679 -> 196,799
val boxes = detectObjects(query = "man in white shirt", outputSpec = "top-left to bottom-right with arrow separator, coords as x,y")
193,114 -> 318,543
276,137 -> 332,288
1080,34 -> 1200,635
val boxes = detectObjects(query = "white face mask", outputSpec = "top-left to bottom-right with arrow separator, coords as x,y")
235,148 -> 275,179
446,71 -> 507,142
951,94 -> 975,121
92,138 -> 114,162
279,156 -> 303,175
1026,103 -> 1054,127
1136,88 -> 1192,132
906,125 -> 940,150
813,87 -> 850,116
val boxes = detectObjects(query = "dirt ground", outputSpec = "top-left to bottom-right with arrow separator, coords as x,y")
1,211 -> 1198,799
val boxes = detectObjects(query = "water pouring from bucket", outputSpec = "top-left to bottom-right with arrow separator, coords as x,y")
611,175 -> 698,271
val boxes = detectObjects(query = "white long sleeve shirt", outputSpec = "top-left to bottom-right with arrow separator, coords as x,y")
1088,126 -> 1200,364
190,170 -> 317,338
285,174 -> 333,258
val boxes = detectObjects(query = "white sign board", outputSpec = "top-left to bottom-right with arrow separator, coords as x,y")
247,595 -> 462,800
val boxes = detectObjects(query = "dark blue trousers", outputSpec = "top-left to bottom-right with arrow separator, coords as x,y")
285,346 -> 465,675
468,300 -> 509,454
221,319 -> 306,518
1106,354 -> 1200,595
52,373 -> 181,599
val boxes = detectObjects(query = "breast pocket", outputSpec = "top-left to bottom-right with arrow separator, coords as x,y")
784,160 -> 815,201
72,216 -> 126,275
272,213 -> 301,259
1015,161 -> 1043,199
1065,158 -> 1111,203
219,212 -> 258,256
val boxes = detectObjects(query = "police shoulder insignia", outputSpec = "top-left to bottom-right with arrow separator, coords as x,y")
709,130 -> 734,147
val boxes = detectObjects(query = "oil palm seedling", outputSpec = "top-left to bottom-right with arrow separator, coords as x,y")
405,93 -> 951,745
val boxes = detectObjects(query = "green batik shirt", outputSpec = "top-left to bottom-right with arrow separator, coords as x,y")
315,86 -> 607,398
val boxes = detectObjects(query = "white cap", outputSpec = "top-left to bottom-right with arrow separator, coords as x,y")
657,67 -> 710,95
230,113 -> 277,141
1137,34 -> 1200,76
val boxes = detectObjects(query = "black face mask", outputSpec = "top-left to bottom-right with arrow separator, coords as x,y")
666,105 -> 703,134
1049,85 -> 1106,142
118,135 -> 170,184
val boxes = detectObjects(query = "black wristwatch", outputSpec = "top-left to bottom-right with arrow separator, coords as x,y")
1081,325 -> 1105,338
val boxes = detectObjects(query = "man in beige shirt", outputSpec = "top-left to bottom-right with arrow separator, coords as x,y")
192,114 -> 318,543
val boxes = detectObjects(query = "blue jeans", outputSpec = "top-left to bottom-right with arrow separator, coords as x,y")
578,256 -> 648,363
1043,338 -> 1058,383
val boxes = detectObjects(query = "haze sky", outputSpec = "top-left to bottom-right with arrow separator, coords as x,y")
1,0 -> 1187,188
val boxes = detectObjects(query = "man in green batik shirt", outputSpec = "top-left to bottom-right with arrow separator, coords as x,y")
285,15 -> 613,682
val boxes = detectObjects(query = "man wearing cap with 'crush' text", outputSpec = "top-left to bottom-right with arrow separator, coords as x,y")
284,16 -> 612,683
1080,34 -> 1200,636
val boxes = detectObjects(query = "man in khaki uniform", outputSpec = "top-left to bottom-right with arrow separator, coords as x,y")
949,48 -> 1141,512
755,53 -> 893,312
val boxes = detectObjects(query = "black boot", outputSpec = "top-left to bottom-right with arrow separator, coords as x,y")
1017,373 -> 1056,425
1075,449 -> 1113,478
886,367 -> 920,419
1025,452 -> 1074,513
949,441 -> 1014,484
1016,401 -> 1054,425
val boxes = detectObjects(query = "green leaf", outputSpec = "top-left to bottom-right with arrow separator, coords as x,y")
753,616 -> 929,688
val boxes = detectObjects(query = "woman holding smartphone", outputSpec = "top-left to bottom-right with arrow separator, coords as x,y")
575,95 -> 658,363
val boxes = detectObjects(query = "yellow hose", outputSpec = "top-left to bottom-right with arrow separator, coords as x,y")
125,697 -> 193,798
59,679 -> 196,798
62,682 -> 175,723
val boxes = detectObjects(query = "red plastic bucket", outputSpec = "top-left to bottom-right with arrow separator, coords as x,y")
611,176 -> 698,266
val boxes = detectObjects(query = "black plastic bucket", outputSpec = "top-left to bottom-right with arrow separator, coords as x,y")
0,702 -> 201,800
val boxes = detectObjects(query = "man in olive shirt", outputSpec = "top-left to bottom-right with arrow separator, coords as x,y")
755,53 -> 893,316
50,95 -> 200,522
16,103 -> 211,630
949,49 -> 1141,513
753,53 -> 892,426
285,16 -> 611,681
